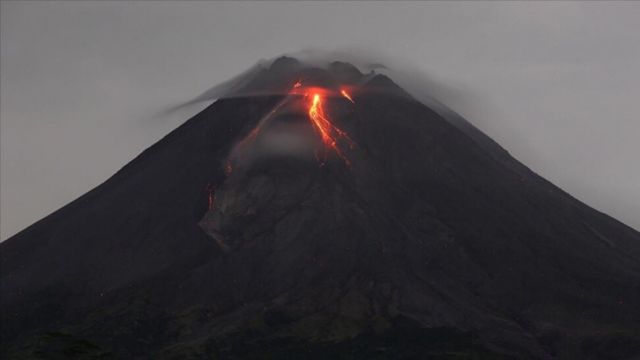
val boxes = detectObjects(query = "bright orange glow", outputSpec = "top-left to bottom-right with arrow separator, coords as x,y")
286,80 -> 356,165
340,89 -> 355,103
307,92 -> 354,166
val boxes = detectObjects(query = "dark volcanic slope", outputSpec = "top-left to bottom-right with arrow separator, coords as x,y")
2,58 -> 640,359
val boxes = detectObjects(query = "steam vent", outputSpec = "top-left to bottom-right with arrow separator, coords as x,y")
2,57 -> 640,359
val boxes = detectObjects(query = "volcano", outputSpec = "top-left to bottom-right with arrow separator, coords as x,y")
2,57 -> 639,359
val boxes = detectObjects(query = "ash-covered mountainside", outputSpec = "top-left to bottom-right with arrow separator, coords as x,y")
2,57 -> 639,360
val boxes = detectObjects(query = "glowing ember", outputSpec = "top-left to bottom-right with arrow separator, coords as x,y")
340,89 -> 355,103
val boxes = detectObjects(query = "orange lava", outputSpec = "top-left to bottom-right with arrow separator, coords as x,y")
340,89 -> 355,103
286,80 -> 356,165
307,92 -> 354,166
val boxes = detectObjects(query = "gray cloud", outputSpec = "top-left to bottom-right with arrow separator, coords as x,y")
2,1 -> 639,240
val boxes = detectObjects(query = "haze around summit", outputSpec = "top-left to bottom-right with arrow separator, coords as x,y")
2,1 -> 640,240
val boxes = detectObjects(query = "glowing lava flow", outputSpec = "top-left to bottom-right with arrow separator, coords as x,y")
307,92 -> 355,166
204,83 -> 357,212
340,89 -> 355,103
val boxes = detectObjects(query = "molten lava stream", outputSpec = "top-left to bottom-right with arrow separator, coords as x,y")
340,89 -> 355,103
307,92 -> 354,166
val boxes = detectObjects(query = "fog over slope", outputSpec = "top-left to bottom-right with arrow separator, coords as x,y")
2,57 -> 639,359
2,2 -> 640,242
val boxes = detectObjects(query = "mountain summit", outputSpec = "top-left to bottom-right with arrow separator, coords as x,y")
2,57 -> 639,359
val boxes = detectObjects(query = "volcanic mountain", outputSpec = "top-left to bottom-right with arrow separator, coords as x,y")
2,57 -> 639,359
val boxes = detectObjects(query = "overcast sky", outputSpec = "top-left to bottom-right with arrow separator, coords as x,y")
2,1 -> 639,240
